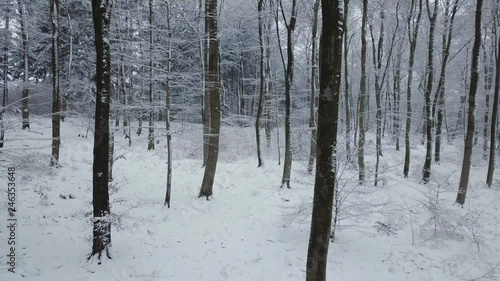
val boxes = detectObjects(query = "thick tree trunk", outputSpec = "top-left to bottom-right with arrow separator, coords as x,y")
486,33 -> 500,186
403,0 -> 423,178
421,0 -> 438,184
305,1 -> 343,280
50,0 -> 61,166
456,0 -> 482,205
357,0 -> 368,184
90,0 -> 112,260
307,0 -> 320,174
199,0 -> 220,198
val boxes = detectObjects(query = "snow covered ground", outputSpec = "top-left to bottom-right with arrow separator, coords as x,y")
0,115 -> 499,281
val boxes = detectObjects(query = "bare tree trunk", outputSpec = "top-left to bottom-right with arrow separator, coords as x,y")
18,0 -> 29,129
434,0 -> 459,164
482,39 -> 494,160
50,0 -> 61,166
306,1 -> 343,280
278,0 -> 297,189
89,0 -> 112,260
109,115 -> 114,182
393,38 -> 403,151
456,0 -> 483,205
256,0 -> 266,167
189,0 -> 208,164
165,0 -> 173,207
264,8 -> 273,148
383,85 -> 389,138
486,24 -> 499,187
199,0 -> 221,199
369,2 -> 399,186
147,0 -> 155,151
403,0 -> 423,178
307,0 -> 320,174
343,0 -> 351,156
421,0 -> 438,183
358,0 -> 368,184
0,4 -> 9,148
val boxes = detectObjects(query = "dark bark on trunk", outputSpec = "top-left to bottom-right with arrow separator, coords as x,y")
393,39 -> 403,151
434,0 -> 459,164
305,1 -> 343,280
89,0 -> 112,260
18,0 -> 29,129
482,39 -> 494,160
343,0 -> 351,156
456,0 -> 482,205
0,6 -> 8,148
203,0 -> 210,166
264,14 -> 272,148
147,0 -> 155,151
51,0 -> 61,166
280,0 -> 297,189
486,31 -> 500,186
165,0 -> 173,207
199,0 -> 220,198
358,0 -> 368,183
403,0 -> 423,178
256,0 -> 265,167
109,116 -> 114,182
421,0 -> 438,184
307,0 -> 320,174
369,3 -> 399,186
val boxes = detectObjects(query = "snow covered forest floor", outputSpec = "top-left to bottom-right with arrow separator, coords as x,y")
0,116 -> 499,281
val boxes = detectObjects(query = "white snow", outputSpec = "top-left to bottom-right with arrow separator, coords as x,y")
0,115 -> 499,281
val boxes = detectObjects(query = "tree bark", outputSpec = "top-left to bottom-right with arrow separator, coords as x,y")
403,0 -> 423,178
357,0 -> 368,183
199,0 -> 221,198
203,0 -> 210,166
0,4 -> 8,148
256,0 -> 266,167
50,0 -> 61,166
421,0 -> 438,184
18,0 -> 29,130
279,0 -> 297,189
305,1 -> 343,280
165,0 -> 173,207
434,0 -> 459,164
307,0 -> 320,174
264,10 -> 272,148
369,3 -> 399,186
147,0 -> 155,151
456,0 -> 482,205
393,38 -> 403,151
482,38 -> 494,160
486,27 -> 500,187
343,0 -> 351,156
89,0 -> 112,260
